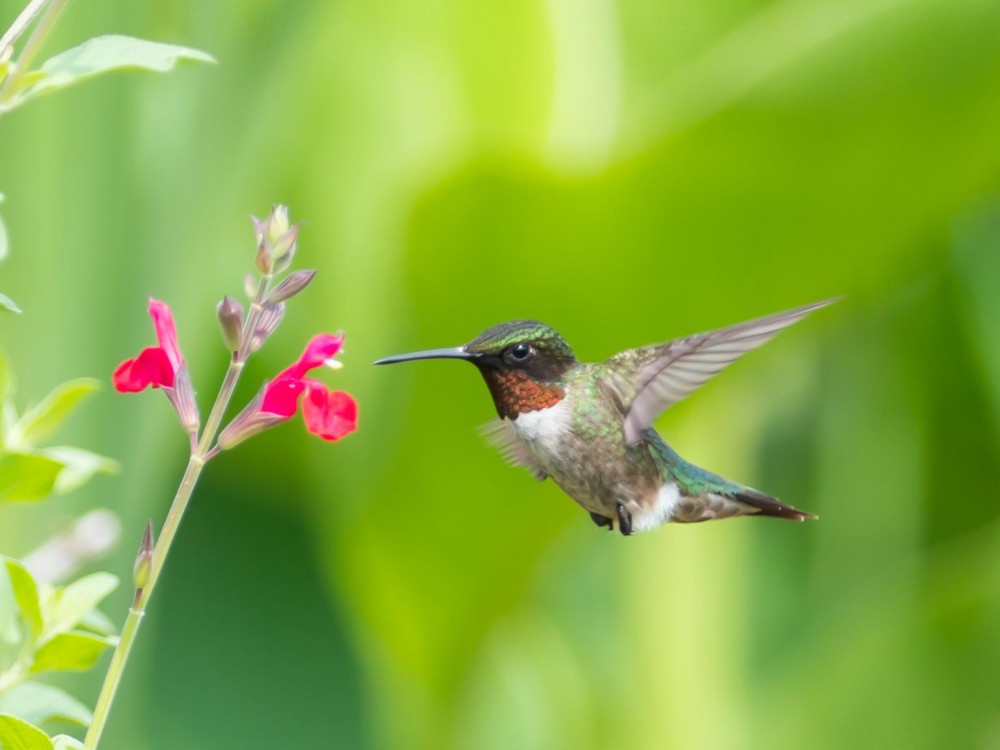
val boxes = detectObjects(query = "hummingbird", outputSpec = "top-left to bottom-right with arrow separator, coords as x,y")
374,299 -> 835,536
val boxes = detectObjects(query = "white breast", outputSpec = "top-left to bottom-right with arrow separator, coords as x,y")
510,399 -> 573,455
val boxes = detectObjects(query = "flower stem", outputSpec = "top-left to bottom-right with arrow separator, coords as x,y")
83,275 -> 272,750
0,0 -> 70,104
0,0 -> 50,60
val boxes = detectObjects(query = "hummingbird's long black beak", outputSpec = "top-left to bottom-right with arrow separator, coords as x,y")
373,347 -> 479,365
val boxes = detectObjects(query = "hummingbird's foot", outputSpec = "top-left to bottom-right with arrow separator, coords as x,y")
616,502 -> 633,536
589,512 -> 614,531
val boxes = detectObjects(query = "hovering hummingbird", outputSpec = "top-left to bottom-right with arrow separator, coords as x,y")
375,299 -> 835,536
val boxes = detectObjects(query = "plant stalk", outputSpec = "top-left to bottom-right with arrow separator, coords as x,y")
83,276 -> 272,750
0,0 -> 49,57
0,0 -> 69,102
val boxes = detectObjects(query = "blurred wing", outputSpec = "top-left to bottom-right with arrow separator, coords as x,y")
618,298 -> 837,445
480,420 -> 547,480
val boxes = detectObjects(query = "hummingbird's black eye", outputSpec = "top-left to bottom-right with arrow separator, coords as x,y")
509,343 -> 532,361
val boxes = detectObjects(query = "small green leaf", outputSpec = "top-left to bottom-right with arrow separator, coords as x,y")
4,562 -> 42,641
15,35 -> 214,106
10,379 -> 100,449
76,608 -> 116,637
0,714 -> 53,750
0,682 -> 92,728
0,294 -> 21,314
30,632 -> 115,674
0,453 -> 64,503
51,736 -> 83,750
42,573 -> 118,639
0,566 -> 26,675
42,448 -> 119,495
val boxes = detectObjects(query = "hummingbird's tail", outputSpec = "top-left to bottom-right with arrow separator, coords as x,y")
733,487 -> 817,522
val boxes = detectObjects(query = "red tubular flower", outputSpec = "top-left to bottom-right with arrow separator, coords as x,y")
113,297 -> 200,431
113,298 -> 184,392
218,333 -> 357,448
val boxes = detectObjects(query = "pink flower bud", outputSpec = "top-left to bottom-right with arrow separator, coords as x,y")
269,269 -> 316,304
133,520 -> 154,590
217,296 -> 244,352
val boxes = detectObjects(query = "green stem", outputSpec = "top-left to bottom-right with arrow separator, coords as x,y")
0,0 -> 69,103
83,275 -> 272,750
0,0 -> 50,59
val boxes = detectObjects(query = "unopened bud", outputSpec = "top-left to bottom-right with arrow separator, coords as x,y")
166,366 -> 200,433
262,205 -> 290,244
133,520 -> 154,590
249,302 -> 285,353
217,296 -> 244,352
269,269 -> 316,304
255,242 -> 273,274
244,273 -> 257,300
270,225 -> 298,273
252,205 -> 298,275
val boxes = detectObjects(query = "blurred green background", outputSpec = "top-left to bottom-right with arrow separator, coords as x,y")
1,0 -> 1000,748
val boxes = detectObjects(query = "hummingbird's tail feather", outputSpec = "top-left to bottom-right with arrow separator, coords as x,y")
734,488 -> 817,522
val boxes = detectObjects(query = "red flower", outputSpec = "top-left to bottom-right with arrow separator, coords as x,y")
113,298 -> 184,392
113,297 -> 200,431
302,384 -> 358,440
219,334 -> 357,447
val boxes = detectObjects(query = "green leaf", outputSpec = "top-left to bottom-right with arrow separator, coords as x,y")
0,567 -> 25,676
0,682 -> 92,728
0,714 -> 52,750
3,562 -> 42,642
75,609 -> 116,638
51,737 -> 83,750
0,294 -> 21,314
41,448 -> 119,495
30,632 -> 114,675
9,380 -> 100,449
15,35 -> 215,106
42,574 -> 118,639
0,453 -> 64,503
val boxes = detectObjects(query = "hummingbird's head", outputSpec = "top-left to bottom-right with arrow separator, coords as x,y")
374,320 -> 578,419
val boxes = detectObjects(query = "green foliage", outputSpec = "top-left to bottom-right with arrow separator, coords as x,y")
0,35 -> 214,115
0,561 -> 117,744
0,684 -> 93,729
0,714 -> 53,750
0,365 -> 117,504
0,714 -> 83,750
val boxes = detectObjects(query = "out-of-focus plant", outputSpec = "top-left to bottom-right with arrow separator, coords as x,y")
0,2 -> 220,747
81,205 -> 358,749
0,0 -> 213,311
0,369 -> 118,750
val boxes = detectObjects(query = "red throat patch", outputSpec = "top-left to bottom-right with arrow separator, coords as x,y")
483,370 -> 565,420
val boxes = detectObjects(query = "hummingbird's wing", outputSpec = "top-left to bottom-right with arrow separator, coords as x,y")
608,299 -> 837,446
480,420 -> 547,480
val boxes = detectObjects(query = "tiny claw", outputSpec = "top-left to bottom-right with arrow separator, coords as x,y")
616,502 -> 633,536
589,512 -> 614,531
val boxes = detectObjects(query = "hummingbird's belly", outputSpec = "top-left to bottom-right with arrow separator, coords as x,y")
511,401 -> 659,519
